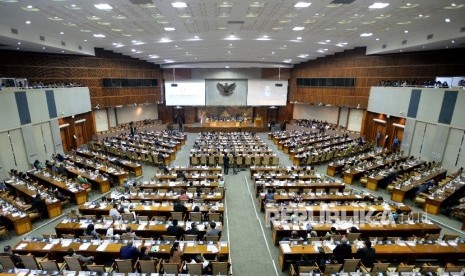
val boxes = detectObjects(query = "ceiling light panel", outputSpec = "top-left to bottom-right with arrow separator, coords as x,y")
369,3 -> 389,9
294,2 -> 311,8
94,3 -> 113,10
172,2 -> 187,8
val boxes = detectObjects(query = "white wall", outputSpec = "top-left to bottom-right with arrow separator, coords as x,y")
339,107 -> 349,128
108,108 -> 117,128
347,109 -> 363,132
94,109 -> 109,132
191,68 -> 262,79
115,104 -> 158,124
293,103 -> 339,124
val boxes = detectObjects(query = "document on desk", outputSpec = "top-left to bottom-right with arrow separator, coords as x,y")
96,243 -> 108,251
137,224 -> 145,230
79,242 -> 91,250
43,244 -> 54,250
207,245 -> 218,253
61,240 -> 72,247
16,243 -> 28,250
282,225 -> 290,230
281,244 -> 291,253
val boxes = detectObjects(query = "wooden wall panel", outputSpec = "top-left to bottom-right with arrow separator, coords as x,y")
291,47 -> 465,108
0,48 -> 162,110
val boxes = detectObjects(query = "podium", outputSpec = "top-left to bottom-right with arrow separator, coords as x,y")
254,116 -> 262,127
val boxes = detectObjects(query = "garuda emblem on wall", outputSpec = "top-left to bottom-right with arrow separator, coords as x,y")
216,82 -> 236,96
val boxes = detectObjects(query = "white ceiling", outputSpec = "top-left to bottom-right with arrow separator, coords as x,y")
0,0 -> 464,68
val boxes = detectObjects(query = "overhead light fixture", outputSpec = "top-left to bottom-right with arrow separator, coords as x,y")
172,2 -> 187,8
360,32 -> 373,37
25,20 -> 31,24
369,2 -> 389,9
93,34 -> 106,38
294,2 -> 312,8
164,27 -> 176,31
445,18 -> 451,22
94,3 -> 113,10
292,26 -> 305,31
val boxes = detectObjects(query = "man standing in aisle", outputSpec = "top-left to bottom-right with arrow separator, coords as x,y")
223,153 -> 230,175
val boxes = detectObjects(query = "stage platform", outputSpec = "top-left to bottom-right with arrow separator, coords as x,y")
183,123 -> 268,133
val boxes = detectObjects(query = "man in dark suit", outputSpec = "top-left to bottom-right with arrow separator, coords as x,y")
0,245 -> 22,267
31,194 -> 47,218
119,241 -> 140,263
356,240 -> 376,269
332,237 -> 352,264
167,219 -> 184,240
223,153 -> 230,175
185,222 -> 200,240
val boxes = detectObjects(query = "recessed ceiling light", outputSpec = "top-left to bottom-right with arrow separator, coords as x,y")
294,2 -> 312,8
369,2 -> 389,9
445,18 -> 451,22
451,3 -> 456,6
404,30 -> 408,33
225,65 -> 230,68
164,27 -> 176,31
93,34 -> 106,38
297,36 -> 302,40
172,2 -> 187,8
84,39 -> 87,42
229,43 -> 232,46
27,5 -> 32,8
94,3 -> 113,10
71,4 -> 76,7
60,31 -> 64,35
194,35 -> 199,39
25,20 -> 31,24
131,49 -> 136,52
360,32 -> 373,37
406,2 -> 411,6
43,47 -> 46,49
418,14 -> 423,17
451,40 -> 455,43
376,38 -> 380,40
292,26 -> 305,31
17,42 -> 21,45
271,51 -> 275,55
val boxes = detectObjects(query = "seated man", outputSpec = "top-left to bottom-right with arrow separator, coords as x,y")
355,240 -> 376,270
332,237 -> 352,264
291,255 -> 316,275
0,245 -> 22,267
185,222 -> 201,240
66,248 -> 94,266
167,219 -> 184,240
119,240 -> 140,263
205,222 -> 221,237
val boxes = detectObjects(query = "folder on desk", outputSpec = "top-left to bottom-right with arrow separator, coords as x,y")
281,244 -> 291,253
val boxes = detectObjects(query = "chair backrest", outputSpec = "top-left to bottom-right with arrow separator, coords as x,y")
212,261 -> 229,275
80,235 -> 94,241
342,259 -> 360,272
425,233 -> 440,241
371,262 -> 390,273
122,213 -> 135,221
83,215 -> 96,220
299,265 -> 320,274
115,259 -> 134,273
346,232 -> 361,242
139,259 -> 157,273
163,235 -> 177,242
171,212 -> 184,221
186,263 -> 203,275
0,256 -> 16,270
324,264 -> 342,273
151,216 -> 166,223
445,264 -> 464,272
138,215 -> 149,222
443,234 -> 459,241
420,265 -> 439,273
397,265 -> 415,272
190,212 -> 203,222
87,264 -> 106,272
163,262 -> 179,275
40,260 -> 59,271
42,233 -> 57,239
184,234 -> 198,241
206,235 -> 220,242
64,256 -> 83,271
19,254 -> 40,270
208,213 -> 221,222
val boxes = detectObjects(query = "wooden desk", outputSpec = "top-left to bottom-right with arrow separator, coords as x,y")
424,173 -> 465,215
342,155 -> 407,184
65,166 -> 111,193
4,179 -> 62,218
391,169 -> 447,202
5,214 -> 32,236
366,160 -> 426,191
110,192 -> 224,203
13,240 -> 228,265
278,240 -> 465,271
254,181 -> 345,197
67,155 -> 129,185
55,220 -> 223,238
27,170 -> 88,205
79,202 -> 224,220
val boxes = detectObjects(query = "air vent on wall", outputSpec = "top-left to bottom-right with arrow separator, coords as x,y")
227,21 -> 245,24
426,34 -> 434,40
461,26 -> 465,33
331,0 -> 356,4
402,40 -> 407,45
382,44 -> 386,49
40,36 -> 45,41
11,28 -> 18,35
78,45 -> 82,50
61,41 -> 66,46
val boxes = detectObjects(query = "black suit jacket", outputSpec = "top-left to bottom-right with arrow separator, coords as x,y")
333,243 -> 352,264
